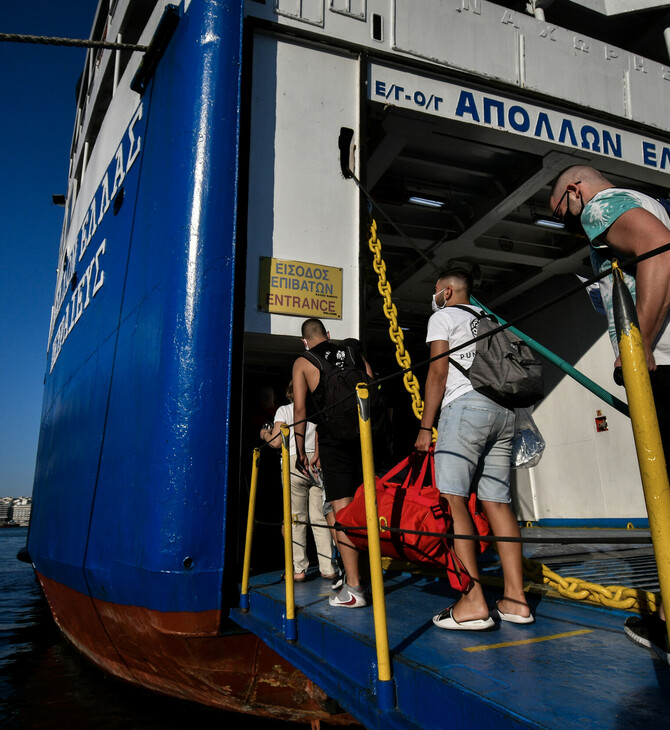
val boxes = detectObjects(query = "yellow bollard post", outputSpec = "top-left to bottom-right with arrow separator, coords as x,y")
356,384 -> 395,711
280,425 -> 297,642
612,262 -> 670,642
240,448 -> 260,612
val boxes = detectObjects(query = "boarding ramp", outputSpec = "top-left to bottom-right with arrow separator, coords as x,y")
233,240 -> 670,728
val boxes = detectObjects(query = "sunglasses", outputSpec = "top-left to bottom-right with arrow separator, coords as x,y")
552,180 -> 581,221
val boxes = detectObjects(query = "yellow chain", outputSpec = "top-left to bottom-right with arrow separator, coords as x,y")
368,217 -> 658,614
523,556 -> 659,613
368,218 -> 424,422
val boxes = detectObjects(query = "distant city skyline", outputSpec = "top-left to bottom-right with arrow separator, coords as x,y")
0,3 -> 94,496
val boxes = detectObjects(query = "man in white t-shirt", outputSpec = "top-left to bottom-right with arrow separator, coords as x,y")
260,382 -> 336,581
550,165 -> 670,663
414,268 -> 532,631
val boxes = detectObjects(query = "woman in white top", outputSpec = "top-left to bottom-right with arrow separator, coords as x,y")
260,381 -> 336,581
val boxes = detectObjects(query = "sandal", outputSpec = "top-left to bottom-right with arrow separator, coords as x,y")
492,599 -> 534,624
433,605 -> 494,631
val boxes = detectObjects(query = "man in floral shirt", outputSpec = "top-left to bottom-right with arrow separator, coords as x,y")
550,165 -> 670,663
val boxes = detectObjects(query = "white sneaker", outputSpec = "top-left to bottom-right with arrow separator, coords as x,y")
328,583 -> 367,608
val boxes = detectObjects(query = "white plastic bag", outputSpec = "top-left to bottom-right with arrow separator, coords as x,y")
511,407 -> 545,468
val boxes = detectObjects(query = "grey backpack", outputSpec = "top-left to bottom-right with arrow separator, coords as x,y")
449,306 -> 544,409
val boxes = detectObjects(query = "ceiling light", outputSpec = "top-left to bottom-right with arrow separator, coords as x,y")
408,195 -> 445,208
533,217 -> 565,229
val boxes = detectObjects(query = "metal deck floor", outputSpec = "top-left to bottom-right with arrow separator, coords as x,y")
232,530 -> 669,729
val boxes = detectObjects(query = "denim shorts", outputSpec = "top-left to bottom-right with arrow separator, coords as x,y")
434,391 -> 515,503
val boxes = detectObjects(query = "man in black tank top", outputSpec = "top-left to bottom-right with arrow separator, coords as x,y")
292,319 -> 373,608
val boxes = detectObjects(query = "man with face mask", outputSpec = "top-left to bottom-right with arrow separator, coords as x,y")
549,165 -> 670,376
550,166 -> 670,661
414,268 -> 532,631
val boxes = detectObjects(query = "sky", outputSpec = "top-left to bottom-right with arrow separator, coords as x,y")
0,3 -> 94,496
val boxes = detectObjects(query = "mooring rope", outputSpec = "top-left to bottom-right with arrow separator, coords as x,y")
0,32 -> 147,52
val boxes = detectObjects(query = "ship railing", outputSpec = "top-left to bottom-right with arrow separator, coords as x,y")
240,383 -> 395,709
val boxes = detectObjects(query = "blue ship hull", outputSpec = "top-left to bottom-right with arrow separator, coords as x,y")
27,2 -> 353,722
31,0 -> 241,619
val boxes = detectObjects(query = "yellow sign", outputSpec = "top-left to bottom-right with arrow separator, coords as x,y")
258,257 -> 343,319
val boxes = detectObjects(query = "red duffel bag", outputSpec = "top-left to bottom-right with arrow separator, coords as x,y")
335,448 -> 491,592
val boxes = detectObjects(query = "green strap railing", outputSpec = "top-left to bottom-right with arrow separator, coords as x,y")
471,296 -> 629,418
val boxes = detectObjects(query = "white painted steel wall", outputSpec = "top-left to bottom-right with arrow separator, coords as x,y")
511,304 -> 646,522
247,0 -> 670,135
245,34 -> 361,340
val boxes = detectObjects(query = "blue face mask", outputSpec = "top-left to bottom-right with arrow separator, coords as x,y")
432,287 -> 447,313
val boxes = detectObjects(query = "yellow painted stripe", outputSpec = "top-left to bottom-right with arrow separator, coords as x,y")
464,629 -> 593,652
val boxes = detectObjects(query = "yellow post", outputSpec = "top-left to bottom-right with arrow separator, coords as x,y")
356,384 -> 395,710
280,425 -> 297,642
240,447 -> 260,612
612,262 -> 670,640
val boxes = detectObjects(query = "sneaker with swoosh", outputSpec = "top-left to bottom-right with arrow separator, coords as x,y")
328,583 -> 367,608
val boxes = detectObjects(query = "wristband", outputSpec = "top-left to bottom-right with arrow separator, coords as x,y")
419,426 -> 432,431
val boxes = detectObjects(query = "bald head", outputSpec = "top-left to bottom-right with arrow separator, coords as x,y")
549,166 -> 614,210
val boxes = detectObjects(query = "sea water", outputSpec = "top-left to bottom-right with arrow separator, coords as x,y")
0,530 -> 295,729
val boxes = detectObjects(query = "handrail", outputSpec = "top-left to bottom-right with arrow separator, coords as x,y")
356,384 -> 395,711
239,447 -> 260,612
612,262 -> 670,642
280,425 -> 297,642
470,296 -> 630,418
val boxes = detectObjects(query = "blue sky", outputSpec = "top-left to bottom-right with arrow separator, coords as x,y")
0,3 -> 94,496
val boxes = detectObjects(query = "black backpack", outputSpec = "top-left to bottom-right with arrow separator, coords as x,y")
302,345 -> 376,439
449,306 -> 544,409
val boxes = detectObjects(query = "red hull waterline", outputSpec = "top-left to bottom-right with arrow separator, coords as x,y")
37,573 -> 356,725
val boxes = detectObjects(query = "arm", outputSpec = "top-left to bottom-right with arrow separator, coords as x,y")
605,208 -> 670,369
414,340 -> 449,452
291,358 -> 310,468
363,357 -> 374,378
260,420 -> 284,449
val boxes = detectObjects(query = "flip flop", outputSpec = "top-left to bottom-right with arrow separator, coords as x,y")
432,606 -> 494,631
493,600 -> 534,624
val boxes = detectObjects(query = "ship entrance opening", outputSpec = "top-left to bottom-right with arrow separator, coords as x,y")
357,97 -> 670,466
360,100 -> 668,357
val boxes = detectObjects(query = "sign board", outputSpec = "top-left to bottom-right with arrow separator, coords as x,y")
258,257 -> 343,319
369,62 -> 670,171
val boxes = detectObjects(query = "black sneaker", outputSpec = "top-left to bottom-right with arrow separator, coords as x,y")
624,615 -> 670,665
331,570 -> 344,592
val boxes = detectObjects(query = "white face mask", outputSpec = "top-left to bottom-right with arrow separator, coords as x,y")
431,287 -> 447,313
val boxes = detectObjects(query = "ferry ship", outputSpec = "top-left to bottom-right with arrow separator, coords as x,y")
27,0 -> 670,726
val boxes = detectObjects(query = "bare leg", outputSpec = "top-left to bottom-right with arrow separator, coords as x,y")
330,496 -> 360,588
482,500 -> 530,618
444,494 -> 489,622
324,510 -> 338,547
